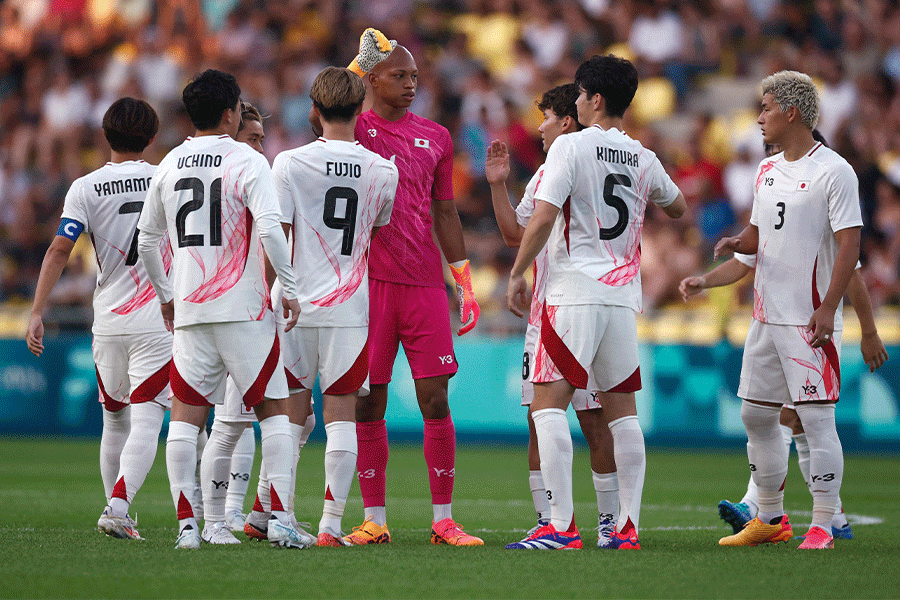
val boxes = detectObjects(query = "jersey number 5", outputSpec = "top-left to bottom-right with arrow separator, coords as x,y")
175,177 -> 222,248
323,186 -> 358,256
599,173 -> 631,240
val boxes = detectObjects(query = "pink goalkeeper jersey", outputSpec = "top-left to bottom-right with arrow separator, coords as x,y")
355,110 -> 454,288
60,160 -> 170,336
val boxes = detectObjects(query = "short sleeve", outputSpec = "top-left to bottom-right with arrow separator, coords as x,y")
60,179 -> 90,234
533,135 -> 574,209
431,128 -> 454,201
137,174 -> 167,236
827,161 -> 863,233
734,252 -> 756,268
243,152 -> 282,229
515,167 -> 542,228
271,152 -> 294,225
374,163 -> 399,227
645,155 -> 680,208
749,164 -> 762,227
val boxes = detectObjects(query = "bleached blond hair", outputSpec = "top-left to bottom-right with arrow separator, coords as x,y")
761,70 -> 820,130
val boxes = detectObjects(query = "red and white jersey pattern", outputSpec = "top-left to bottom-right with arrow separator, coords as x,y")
60,160 -> 169,336
273,138 -> 397,327
534,126 -> 680,311
355,110 -> 454,288
515,166 -> 550,331
138,135 -> 279,327
749,143 -> 863,329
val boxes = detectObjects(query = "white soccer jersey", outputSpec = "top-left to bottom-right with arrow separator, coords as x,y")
749,143 -> 863,329
534,125 -> 680,311
60,160 -> 169,336
515,166 -> 550,330
272,138 -> 398,327
138,135 -> 280,327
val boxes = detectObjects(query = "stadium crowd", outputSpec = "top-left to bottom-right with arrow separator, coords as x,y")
2,0 -> 900,336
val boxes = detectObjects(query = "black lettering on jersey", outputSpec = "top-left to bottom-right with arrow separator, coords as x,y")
177,154 -> 223,169
326,161 -> 362,178
596,146 -> 639,168
93,177 -> 152,197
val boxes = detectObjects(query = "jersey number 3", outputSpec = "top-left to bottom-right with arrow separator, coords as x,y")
175,177 -> 222,248
599,173 -> 631,240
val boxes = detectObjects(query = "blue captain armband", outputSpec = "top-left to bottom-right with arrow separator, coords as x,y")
56,218 -> 85,242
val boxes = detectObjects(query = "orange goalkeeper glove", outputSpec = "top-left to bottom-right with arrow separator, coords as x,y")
449,260 -> 480,336
347,27 -> 396,76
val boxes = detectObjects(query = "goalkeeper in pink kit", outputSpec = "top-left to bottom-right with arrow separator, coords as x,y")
337,29 -> 483,546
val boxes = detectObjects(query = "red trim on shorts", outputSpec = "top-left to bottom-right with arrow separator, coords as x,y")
285,368 -> 304,390
563,197 -> 571,254
130,359 -> 172,404
170,364 -> 210,406
607,366 -> 642,393
325,340 -> 369,395
811,256 -> 841,389
243,334 -> 281,409
540,305 -> 588,389
96,368 -> 127,411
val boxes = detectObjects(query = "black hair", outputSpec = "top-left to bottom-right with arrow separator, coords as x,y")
537,83 -> 584,130
574,54 -> 638,119
102,97 -> 158,153
182,69 -> 241,131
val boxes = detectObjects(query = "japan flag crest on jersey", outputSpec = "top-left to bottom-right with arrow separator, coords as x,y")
796,180 -> 811,191
414,138 -> 430,148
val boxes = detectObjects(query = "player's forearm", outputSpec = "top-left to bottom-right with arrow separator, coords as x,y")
433,199 -> 467,264
511,202 -> 557,277
820,227 -> 861,312
31,240 -> 73,316
489,183 -> 525,247
137,228 -> 174,304
846,269 -> 877,334
733,225 -> 759,255
258,221 -> 298,300
701,259 -> 753,289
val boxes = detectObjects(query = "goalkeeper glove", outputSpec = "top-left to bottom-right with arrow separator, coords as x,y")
449,260 -> 480,336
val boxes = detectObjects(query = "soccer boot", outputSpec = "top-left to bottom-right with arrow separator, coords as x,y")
201,521 -> 241,545
603,520 -> 640,549
431,518 -> 484,546
718,499 -> 753,535
97,508 -> 144,540
505,523 -> 582,549
288,516 -> 316,546
224,510 -> 247,533
798,526 -> 835,549
832,523 -> 853,540
719,515 -> 793,546
342,517 -> 391,545
175,525 -> 201,549
317,530 -> 352,547
243,511 -> 269,540
267,517 -> 312,549
519,519 -> 549,542
597,514 -> 617,548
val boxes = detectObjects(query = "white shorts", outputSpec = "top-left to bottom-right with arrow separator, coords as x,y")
738,320 -> 842,406
522,322 -> 602,410
282,325 -> 369,395
93,330 -> 172,410
217,376 -> 259,423
171,313 -> 289,409
532,304 -> 641,393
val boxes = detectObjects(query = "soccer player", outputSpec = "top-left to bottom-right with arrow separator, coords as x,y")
26,98 -> 169,541
506,54 -> 686,550
485,83 -> 619,548
273,66 -> 398,546
713,70 -> 862,549
340,41 -> 484,546
136,69 -> 308,549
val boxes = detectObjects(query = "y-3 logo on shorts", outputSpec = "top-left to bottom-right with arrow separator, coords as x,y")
432,468 -> 455,478
802,384 -> 818,396
439,355 -> 454,365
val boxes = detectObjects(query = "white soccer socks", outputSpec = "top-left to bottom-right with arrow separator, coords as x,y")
532,408 -> 574,531
100,404 -> 131,499
224,426 -> 255,516
529,470 -> 550,523
320,421 -> 358,535
592,470 -> 619,525
741,401 -> 787,524
608,415 -> 645,532
166,420 -> 201,532
258,414 -> 294,525
795,403 -> 843,530
202,419 -> 247,523
108,401 -> 165,517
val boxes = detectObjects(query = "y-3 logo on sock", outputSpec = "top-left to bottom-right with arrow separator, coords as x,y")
230,472 -> 249,481
358,469 -> 377,479
212,480 -> 229,490
432,468 -> 455,478
811,473 -> 835,483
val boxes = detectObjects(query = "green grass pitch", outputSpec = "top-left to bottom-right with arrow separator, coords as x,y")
0,437 -> 897,599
